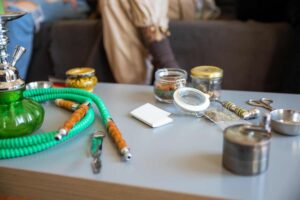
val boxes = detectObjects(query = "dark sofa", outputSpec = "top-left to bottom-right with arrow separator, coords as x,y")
26,0 -> 297,93
26,19 -> 294,92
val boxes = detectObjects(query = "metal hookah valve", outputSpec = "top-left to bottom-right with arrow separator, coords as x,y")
11,45 -> 26,67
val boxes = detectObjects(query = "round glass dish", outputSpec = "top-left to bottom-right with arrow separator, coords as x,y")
154,68 -> 187,103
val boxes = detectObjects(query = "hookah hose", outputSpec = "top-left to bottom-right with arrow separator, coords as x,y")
0,87 -> 131,160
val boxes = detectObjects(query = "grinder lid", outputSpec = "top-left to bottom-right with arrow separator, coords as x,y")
224,124 -> 271,146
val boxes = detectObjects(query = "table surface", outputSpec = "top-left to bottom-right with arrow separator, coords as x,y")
1,83 -> 300,200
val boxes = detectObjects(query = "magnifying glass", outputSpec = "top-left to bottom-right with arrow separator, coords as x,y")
173,87 -> 210,116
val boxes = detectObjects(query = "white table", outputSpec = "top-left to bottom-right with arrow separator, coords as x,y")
1,83 -> 300,200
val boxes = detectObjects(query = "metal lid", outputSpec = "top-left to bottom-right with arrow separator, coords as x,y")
66,67 -> 95,78
224,124 -> 271,146
191,66 -> 223,78
0,64 -> 25,91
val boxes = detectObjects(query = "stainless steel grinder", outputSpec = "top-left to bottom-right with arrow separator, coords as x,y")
222,116 -> 271,175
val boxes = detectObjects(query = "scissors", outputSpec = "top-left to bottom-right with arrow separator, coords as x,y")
246,98 -> 273,111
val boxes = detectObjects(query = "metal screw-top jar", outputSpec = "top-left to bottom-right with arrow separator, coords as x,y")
154,68 -> 187,103
190,66 -> 223,100
222,124 -> 271,175
66,67 -> 98,92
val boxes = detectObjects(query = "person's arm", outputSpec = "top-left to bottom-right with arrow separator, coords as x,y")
130,0 -> 179,70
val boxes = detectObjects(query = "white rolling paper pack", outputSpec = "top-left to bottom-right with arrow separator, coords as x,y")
130,103 -> 173,128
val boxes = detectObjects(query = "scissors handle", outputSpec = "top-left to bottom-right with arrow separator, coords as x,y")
260,98 -> 273,105
247,98 -> 273,111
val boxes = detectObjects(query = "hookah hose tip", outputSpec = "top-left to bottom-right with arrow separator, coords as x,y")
55,101 -> 90,140
107,119 -> 132,161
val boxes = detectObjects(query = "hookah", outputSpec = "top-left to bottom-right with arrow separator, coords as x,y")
0,11 -> 131,163
0,11 -> 44,138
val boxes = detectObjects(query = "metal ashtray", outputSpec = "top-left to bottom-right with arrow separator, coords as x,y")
26,81 -> 53,90
270,109 -> 300,136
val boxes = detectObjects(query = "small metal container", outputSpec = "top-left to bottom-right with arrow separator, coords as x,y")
154,68 -> 187,103
26,81 -> 53,90
223,124 -> 271,175
270,109 -> 300,136
66,67 -> 98,92
190,66 -> 223,100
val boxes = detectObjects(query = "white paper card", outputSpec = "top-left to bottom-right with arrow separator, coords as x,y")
130,103 -> 173,128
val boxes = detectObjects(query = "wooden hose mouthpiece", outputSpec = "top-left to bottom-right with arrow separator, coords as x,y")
55,99 -> 79,111
55,102 -> 90,140
107,119 -> 132,161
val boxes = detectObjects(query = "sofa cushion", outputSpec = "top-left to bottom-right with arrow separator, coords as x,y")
49,19 -> 115,83
169,20 -> 294,92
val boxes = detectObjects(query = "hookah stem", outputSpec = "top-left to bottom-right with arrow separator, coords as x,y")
55,101 -> 90,140
107,119 -> 132,161
55,99 -> 79,111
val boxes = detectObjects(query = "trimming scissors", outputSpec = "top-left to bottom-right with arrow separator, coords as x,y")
246,98 -> 273,111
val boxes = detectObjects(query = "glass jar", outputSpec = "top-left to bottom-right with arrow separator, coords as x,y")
154,68 -> 187,103
190,66 -> 223,100
66,67 -> 98,92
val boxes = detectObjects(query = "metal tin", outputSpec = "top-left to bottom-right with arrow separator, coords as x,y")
223,124 -> 271,175
66,67 -> 98,92
190,66 -> 223,100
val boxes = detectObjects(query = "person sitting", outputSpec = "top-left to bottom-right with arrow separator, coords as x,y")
98,0 -> 179,84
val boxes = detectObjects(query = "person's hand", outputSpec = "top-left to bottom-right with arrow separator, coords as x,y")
63,0 -> 78,9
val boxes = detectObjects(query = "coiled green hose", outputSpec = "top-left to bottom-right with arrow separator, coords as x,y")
0,87 -> 111,159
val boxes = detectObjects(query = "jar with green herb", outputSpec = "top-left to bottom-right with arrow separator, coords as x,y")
154,68 -> 187,103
